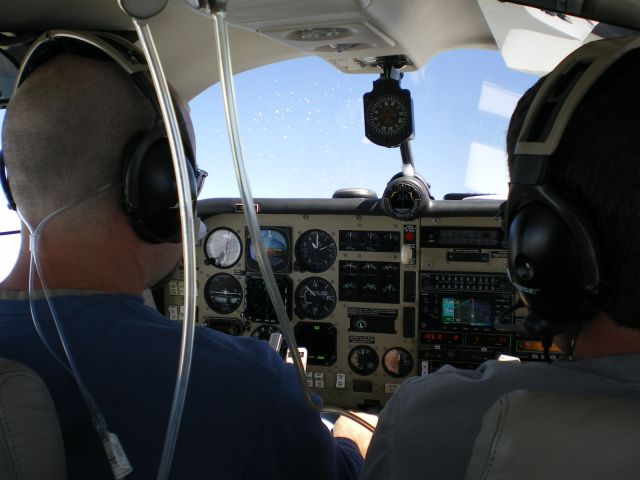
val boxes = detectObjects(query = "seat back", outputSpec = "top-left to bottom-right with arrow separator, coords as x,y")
465,390 -> 640,480
0,358 -> 66,480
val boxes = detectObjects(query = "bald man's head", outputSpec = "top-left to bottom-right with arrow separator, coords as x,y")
2,53 -> 156,225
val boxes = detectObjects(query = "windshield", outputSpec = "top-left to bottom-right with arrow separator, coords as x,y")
0,108 -> 21,282
0,47 -> 538,282
192,48 -> 538,200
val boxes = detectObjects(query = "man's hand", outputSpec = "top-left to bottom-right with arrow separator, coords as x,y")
333,411 -> 378,457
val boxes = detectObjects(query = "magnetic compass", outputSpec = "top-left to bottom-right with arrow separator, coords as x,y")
363,77 -> 414,148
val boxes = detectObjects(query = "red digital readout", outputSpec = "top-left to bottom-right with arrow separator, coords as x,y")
517,340 -> 563,353
466,334 -> 510,348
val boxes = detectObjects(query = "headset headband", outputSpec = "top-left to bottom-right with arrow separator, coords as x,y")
15,30 -> 169,131
16,31 -> 148,86
12,29 -> 203,185
512,35 -> 640,185
2,30 -> 207,243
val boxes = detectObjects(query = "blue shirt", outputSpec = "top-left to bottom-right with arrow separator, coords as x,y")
0,292 -> 362,479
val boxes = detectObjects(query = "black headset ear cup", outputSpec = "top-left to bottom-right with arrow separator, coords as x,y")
122,126 -> 196,244
0,150 -> 17,211
508,199 -> 596,327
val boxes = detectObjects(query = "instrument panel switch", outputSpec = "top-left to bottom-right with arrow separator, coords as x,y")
400,244 -> 413,265
314,372 -> 325,389
335,373 -> 346,389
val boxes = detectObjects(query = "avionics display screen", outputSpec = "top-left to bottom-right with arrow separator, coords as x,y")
441,297 -> 493,326
294,323 -> 337,366
421,227 -> 504,249
244,276 -> 291,323
246,227 -> 291,273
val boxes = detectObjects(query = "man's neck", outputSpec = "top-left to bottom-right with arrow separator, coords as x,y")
572,313 -> 640,360
0,231 -> 147,296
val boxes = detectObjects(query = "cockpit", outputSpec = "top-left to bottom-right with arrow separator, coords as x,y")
1,1 -> 639,479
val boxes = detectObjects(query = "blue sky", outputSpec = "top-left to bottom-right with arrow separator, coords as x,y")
191,48 -> 537,200
0,48 -> 538,281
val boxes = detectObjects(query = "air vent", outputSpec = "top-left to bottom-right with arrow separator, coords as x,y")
287,27 -> 353,42
315,43 -> 370,53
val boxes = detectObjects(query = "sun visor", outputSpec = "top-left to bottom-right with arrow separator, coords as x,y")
0,49 -> 18,108
478,0 -> 600,75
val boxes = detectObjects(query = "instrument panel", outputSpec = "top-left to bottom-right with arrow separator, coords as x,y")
163,199 -> 564,410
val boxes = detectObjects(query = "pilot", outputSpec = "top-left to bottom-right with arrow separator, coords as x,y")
361,38 -> 640,479
0,33 -> 374,479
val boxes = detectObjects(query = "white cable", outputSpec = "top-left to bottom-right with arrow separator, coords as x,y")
210,8 -> 374,433
17,182 -> 131,478
130,20 -> 199,480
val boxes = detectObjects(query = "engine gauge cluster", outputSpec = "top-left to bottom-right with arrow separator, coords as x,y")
339,230 -> 400,252
339,260 -> 401,303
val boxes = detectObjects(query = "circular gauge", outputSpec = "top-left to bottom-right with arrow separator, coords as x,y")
204,228 -> 242,269
203,273 -> 243,314
364,92 -> 413,147
248,229 -> 290,272
366,94 -> 410,137
361,281 -> 379,298
295,229 -> 337,273
348,345 -> 379,376
363,231 -> 380,251
382,177 -> 426,220
382,348 -> 414,378
340,281 -> 358,300
295,277 -> 337,320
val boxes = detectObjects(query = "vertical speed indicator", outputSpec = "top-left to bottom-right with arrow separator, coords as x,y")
295,277 -> 336,320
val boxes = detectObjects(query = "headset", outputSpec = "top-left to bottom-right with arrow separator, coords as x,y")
504,35 -> 640,339
0,30 -> 207,244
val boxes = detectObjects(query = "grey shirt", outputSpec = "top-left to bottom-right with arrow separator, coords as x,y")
361,355 -> 640,479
